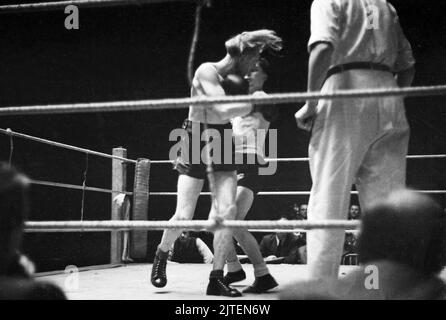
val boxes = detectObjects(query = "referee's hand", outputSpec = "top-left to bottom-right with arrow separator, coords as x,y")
295,103 -> 317,132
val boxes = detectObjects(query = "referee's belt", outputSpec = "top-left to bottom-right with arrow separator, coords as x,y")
326,62 -> 392,79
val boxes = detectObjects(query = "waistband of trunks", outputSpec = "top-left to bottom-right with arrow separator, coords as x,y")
182,119 -> 232,133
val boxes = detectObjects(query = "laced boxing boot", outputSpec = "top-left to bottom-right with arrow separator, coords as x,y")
150,248 -> 169,288
242,273 -> 278,293
206,270 -> 242,297
223,269 -> 246,285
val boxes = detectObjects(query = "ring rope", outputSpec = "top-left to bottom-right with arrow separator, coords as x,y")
23,185 -> 446,196
31,179 -> 134,195
8,131 -> 14,166
23,227 -> 359,233
23,219 -> 360,232
2,128 -> 442,195
405,155 -> 446,159
150,154 -> 446,164
1,85 -> 446,116
248,229 -> 359,234
0,0 -> 198,12
0,128 -> 137,164
266,155 -> 446,162
187,0 -> 209,85
80,154 -> 89,221
149,190 -> 446,196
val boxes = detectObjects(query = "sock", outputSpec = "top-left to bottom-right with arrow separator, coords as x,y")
227,260 -> 243,273
253,262 -> 269,278
210,270 -> 224,279
156,246 -> 169,260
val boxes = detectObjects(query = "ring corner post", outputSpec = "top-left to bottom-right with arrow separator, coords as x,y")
111,147 -> 127,264
130,159 -> 151,261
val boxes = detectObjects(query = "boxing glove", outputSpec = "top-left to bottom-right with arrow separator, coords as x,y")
221,74 -> 249,96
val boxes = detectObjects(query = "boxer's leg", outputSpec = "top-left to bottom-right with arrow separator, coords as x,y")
151,174 -> 204,288
224,187 -> 253,279
225,186 -> 255,270
158,174 -> 204,252
233,187 -> 270,275
206,170 -> 242,297
225,186 -> 273,289
210,171 -> 238,271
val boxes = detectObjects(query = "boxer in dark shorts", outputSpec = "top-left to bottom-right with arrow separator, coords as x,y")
235,154 -> 268,195
174,119 -> 236,179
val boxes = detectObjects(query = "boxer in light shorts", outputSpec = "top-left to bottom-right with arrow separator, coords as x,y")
223,58 -> 279,294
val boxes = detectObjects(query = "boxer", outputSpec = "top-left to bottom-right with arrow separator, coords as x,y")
151,30 -> 283,297
223,58 -> 279,294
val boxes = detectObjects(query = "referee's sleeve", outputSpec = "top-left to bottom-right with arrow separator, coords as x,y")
308,0 -> 341,52
388,3 -> 415,72
394,18 -> 415,72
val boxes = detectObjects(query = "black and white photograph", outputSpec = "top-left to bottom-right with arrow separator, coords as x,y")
0,0 -> 445,308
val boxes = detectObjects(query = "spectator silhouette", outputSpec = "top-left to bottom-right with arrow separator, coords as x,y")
259,216 -> 306,264
349,205 -> 361,220
281,189 -> 446,299
0,163 -> 66,300
170,232 -> 214,264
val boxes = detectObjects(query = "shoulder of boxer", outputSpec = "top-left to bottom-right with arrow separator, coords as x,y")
252,91 -> 278,123
194,63 -> 219,83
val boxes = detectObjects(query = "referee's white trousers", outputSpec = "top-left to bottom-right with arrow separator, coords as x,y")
306,70 -> 410,284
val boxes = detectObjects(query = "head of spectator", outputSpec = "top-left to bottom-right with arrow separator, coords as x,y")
279,213 -> 295,222
0,164 -> 67,300
0,163 -> 31,276
349,205 -> 361,220
171,231 -> 214,264
359,189 -> 446,276
180,231 -> 191,238
299,204 -> 308,219
292,203 -> 300,216
280,189 -> 446,300
276,214 -> 296,242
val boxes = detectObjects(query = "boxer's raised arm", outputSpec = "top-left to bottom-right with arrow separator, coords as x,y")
195,64 -> 252,120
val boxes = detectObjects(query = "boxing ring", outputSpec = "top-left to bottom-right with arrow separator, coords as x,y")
2,83 -> 446,299
2,0 -> 446,300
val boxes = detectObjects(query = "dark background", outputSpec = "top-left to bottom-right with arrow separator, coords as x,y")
0,0 -> 445,271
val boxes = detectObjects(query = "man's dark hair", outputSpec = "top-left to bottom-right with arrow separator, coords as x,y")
358,190 -> 446,275
257,57 -> 271,76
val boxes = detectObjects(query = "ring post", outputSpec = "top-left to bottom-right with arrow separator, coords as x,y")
111,147 -> 127,264
131,159 -> 151,260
